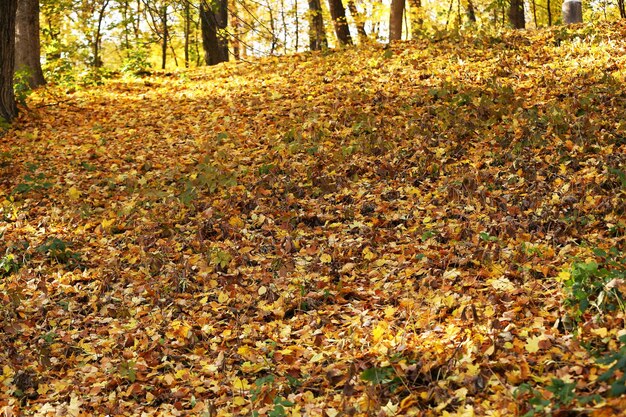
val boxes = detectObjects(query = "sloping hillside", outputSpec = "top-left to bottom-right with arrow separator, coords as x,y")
1,21 -> 625,416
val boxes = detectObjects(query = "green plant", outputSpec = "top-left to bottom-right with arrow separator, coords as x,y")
179,159 -> 237,206
121,47 -> 151,75
13,69 -> 33,106
119,360 -> 137,383
515,378 -> 599,416
209,248 -> 232,272
360,366 -> 395,385
0,254 -> 20,277
36,237 -> 82,266
250,375 -> 295,417
13,164 -> 53,195
563,248 -> 626,322
597,334 -> 626,396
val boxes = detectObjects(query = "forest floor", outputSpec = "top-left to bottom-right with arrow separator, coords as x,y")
1,21 -> 626,417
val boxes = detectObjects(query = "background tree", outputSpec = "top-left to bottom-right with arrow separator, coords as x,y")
562,0 -> 583,23
200,0 -> 228,65
307,0 -> 328,50
328,0 -> 352,45
389,0 -> 405,40
508,0 -> 525,28
1,0 -> 18,123
347,0 -> 367,43
15,0 -> 46,88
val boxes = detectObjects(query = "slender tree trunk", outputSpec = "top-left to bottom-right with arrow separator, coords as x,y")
547,0 -> 553,25
1,0 -> 18,122
231,2 -> 241,60
389,0 -> 405,41
307,0 -> 328,51
531,0 -> 538,26
200,0 -> 228,65
184,0 -> 190,67
15,0 -> 45,88
467,0 -> 476,23
294,0 -> 299,50
618,0 -> 626,18
93,0 -> 110,68
327,0 -> 352,46
347,0 -> 367,42
161,4 -> 167,69
267,0 -> 277,54
280,0 -> 288,53
407,0 -> 422,37
508,0 -> 525,28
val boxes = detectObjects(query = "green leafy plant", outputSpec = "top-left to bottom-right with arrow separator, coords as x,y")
13,69 -> 33,106
515,378 -> 599,416
13,163 -> 53,195
360,366 -> 395,385
563,248 -> 626,322
209,248 -> 232,272
121,47 -> 152,76
36,237 -> 82,266
119,360 -> 137,383
179,159 -> 237,206
0,254 -> 20,278
597,334 -> 626,396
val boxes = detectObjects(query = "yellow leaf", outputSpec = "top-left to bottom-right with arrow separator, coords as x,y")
67,186 -> 81,201
232,377 -> 250,390
229,216 -> 245,228
524,335 -> 547,353
218,292 -> 229,303
320,253 -> 332,263
101,218 -> 115,231
232,396 -> 247,406
372,322 -> 387,343
556,270 -> 571,282
363,247 -> 376,261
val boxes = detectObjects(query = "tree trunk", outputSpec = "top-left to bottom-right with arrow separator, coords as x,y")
562,0 -> 582,23
547,0 -> 552,25
347,0 -> 367,42
15,0 -> 45,88
618,0 -> 626,18
93,0 -> 109,68
161,4 -> 167,69
1,0 -> 18,123
507,0 -> 525,28
467,0 -> 476,23
200,0 -> 228,65
327,0 -> 352,46
184,0 -> 190,67
389,0 -> 405,41
407,0 -> 422,37
307,0 -> 328,51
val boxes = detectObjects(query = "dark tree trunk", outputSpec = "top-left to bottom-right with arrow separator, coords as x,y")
15,0 -> 45,88
327,0 -> 352,46
547,0 -> 553,25
389,0 -> 405,41
93,0 -> 109,68
161,4 -> 167,69
508,0 -> 525,28
1,0 -> 18,122
347,0 -> 367,42
200,0 -> 228,66
467,0 -> 476,22
618,0 -> 626,18
562,0 -> 582,23
307,0 -> 328,51
184,0 -> 190,67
